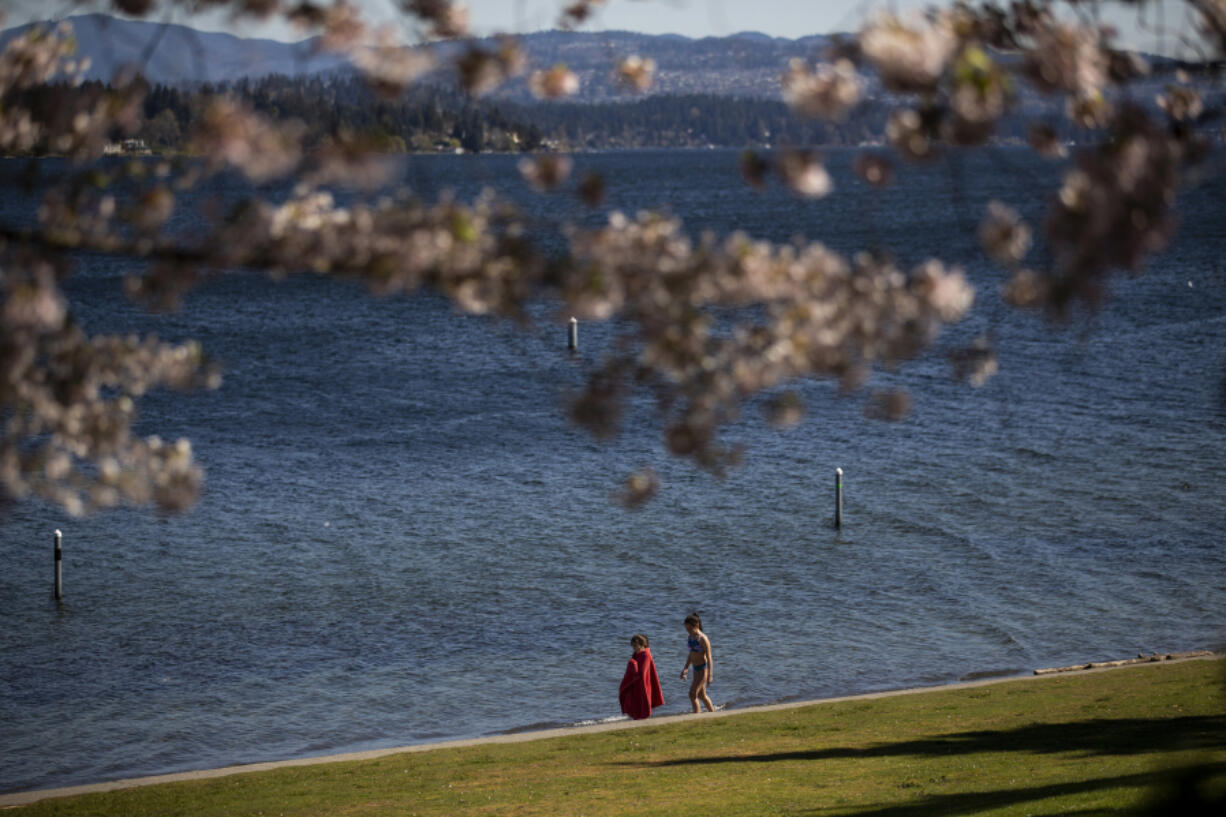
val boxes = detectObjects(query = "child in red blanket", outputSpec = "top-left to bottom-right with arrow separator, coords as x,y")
619,633 -> 664,719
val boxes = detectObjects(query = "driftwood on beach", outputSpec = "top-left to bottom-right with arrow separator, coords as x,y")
1033,650 -> 1216,675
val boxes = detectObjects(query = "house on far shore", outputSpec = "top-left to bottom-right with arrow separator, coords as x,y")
103,138 -> 152,156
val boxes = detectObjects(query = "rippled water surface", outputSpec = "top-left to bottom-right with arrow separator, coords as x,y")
2,148 -> 1225,794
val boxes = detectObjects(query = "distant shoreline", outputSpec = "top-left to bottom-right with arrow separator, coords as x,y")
2,650 -> 1217,809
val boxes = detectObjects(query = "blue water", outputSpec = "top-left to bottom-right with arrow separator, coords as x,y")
2,148 -> 1224,794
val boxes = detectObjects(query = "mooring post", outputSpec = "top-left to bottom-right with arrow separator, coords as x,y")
567,317 -> 578,352
835,468 -> 843,530
53,529 -> 63,602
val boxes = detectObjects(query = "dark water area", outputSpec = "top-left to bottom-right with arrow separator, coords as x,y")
2,148 -> 1224,794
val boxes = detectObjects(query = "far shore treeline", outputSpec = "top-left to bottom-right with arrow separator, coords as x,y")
3,72 -> 1013,156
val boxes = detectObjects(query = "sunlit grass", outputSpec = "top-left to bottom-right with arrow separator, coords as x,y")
12,658 -> 1225,816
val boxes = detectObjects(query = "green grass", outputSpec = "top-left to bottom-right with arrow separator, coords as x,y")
11,658 -> 1226,816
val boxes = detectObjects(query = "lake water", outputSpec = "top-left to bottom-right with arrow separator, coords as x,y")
2,148 -> 1224,794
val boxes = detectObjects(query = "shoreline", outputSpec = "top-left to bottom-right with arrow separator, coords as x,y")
1,650 -> 1218,809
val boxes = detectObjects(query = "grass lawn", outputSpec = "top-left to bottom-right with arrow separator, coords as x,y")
8,657 -> 1225,816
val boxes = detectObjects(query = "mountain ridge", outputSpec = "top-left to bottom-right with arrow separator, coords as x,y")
0,13 -> 349,84
1,13 -> 1190,108
0,13 -> 834,98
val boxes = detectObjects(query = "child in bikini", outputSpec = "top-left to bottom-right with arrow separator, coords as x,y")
680,613 -> 715,713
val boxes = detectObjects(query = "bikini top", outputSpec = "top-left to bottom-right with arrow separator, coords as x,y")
688,635 -> 703,653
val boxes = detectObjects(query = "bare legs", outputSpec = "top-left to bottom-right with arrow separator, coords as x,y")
689,671 -> 714,713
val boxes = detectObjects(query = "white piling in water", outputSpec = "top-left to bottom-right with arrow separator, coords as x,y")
835,468 -> 843,530
567,317 -> 578,352
53,529 -> 63,602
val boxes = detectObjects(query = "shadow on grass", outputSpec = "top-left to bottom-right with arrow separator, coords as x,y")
629,715 -> 1226,767
792,762 -> 1226,817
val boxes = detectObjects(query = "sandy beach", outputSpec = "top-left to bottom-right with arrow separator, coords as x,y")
2,651 -> 1217,809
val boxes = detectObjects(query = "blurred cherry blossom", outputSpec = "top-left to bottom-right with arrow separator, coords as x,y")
860,11 -> 956,93
781,58 -> 861,120
778,149 -> 833,198
979,201 -> 1032,266
3,1 -> 1224,512
616,55 -> 656,92
530,64 -> 580,99
519,154 -> 573,191
405,0 -> 469,39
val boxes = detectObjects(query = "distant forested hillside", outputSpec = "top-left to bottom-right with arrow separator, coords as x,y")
6,15 -> 1213,156
10,72 -> 1074,157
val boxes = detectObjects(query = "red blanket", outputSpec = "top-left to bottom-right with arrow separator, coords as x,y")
618,647 -> 664,719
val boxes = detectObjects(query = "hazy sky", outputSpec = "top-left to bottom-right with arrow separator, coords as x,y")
2,1 -> 918,39
456,0 -> 909,38
0,0 -> 1201,53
